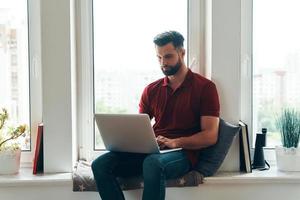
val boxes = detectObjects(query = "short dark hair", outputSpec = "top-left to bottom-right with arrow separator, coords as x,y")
153,31 -> 184,49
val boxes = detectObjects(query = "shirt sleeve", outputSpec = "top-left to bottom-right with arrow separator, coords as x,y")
200,81 -> 220,117
139,86 -> 153,118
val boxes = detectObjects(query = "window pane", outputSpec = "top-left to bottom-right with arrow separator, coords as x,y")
93,0 -> 187,149
253,0 -> 300,147
0,0 -> 30,150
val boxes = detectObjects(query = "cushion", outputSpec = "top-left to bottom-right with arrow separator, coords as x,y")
73,160 -> 204,191
195,118 -> 240,176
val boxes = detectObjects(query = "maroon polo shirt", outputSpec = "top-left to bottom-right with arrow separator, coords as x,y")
139,69 -> 220,166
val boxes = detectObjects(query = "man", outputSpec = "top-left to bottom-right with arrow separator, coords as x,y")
92,31 -> 220,200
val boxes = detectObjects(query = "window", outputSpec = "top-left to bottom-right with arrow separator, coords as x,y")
0,0 -> 30,151
93,0 -> 188,149
77,0 -> 202,160
253,0 -> 300,147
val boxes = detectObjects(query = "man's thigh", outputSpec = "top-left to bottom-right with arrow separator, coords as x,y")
144,150 -> 191,179
106,152 -> 147,178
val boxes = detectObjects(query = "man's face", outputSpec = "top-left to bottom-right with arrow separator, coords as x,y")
156,43 -> 185,76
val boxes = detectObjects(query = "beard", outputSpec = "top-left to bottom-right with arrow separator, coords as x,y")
161,59 -> 182,76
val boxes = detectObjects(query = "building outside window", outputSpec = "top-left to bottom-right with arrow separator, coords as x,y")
253,0 -> 300,147
0,0 -> 30,151
92,0 -> 188,150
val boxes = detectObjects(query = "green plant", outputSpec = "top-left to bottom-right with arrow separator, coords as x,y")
0,108 -> 27,151
276,108 -> 300,148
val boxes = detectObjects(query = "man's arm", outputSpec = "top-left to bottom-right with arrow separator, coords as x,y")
157,116 -> 219,150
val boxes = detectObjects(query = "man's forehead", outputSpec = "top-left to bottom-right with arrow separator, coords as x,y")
156,42 -> 176,50
156,43 -> 177,56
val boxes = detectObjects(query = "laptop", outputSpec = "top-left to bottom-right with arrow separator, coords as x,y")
95,113 -> 182,154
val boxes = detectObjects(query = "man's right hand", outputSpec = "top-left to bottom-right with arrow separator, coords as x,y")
156,135 -> 166,149
156,135 -> 180,149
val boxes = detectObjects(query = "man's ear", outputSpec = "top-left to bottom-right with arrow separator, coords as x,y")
177,48 -> 185,57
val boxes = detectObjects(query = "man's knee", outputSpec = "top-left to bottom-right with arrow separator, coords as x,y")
91,152 -> 116,174
91,158 -> 100,173
91,157 -> 104,175
143,154 -> 163,174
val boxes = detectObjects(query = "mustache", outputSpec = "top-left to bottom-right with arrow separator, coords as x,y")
161,65 -> 171,68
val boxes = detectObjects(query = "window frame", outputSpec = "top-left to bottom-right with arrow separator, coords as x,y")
20,0 -> 43,166
241,0 -> 276,163
0,0 -> 42,165
76,0 -> 206,161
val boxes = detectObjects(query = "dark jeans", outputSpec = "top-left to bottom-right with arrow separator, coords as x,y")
91,150 -> 191,200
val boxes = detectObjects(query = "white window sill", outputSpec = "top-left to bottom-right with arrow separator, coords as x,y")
207,166 -> 300,184
0,167 -> 72,187
1,165 -> 300,188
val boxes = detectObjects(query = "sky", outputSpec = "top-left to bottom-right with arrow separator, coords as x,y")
253,0 -> 300,71
93,0 -> 187,71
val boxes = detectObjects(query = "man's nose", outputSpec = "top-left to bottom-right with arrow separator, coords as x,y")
160,58 -> 167,66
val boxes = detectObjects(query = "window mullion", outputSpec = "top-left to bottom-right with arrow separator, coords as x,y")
76,0 -> 94,161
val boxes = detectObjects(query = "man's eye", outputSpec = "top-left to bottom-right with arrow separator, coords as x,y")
164,55 -> 173,59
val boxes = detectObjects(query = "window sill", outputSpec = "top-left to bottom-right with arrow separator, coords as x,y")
206,165 -> 300,184
1,165 -> 300,188
0,167 -> 72,187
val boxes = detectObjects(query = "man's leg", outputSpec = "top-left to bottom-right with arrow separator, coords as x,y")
91,152 -> 147,200
142,150 -> 191,200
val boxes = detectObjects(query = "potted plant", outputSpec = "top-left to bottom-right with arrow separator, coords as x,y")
0,108 -> 27,174
275,108 -> 300,171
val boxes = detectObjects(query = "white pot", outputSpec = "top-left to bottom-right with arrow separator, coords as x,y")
0,149 -> 21,175
275,146 -> 300,172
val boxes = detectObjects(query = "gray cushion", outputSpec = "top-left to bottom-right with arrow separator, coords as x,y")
73,160 -> 204,191
195,118 -> 240,176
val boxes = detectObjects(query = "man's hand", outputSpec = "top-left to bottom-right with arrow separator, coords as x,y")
156,135 -> 179,149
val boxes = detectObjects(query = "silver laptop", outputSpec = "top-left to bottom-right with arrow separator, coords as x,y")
95,113 -> 182,154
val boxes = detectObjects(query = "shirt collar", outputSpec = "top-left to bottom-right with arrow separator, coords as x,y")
162,68 -> 193,88
162,76 -> 169,86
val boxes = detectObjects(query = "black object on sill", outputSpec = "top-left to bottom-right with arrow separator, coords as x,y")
252,128 -> 270,171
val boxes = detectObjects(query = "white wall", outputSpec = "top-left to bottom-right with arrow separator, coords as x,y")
1,182 -> 300,200
211,0 -> 241,172
41,0 -> 73,173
